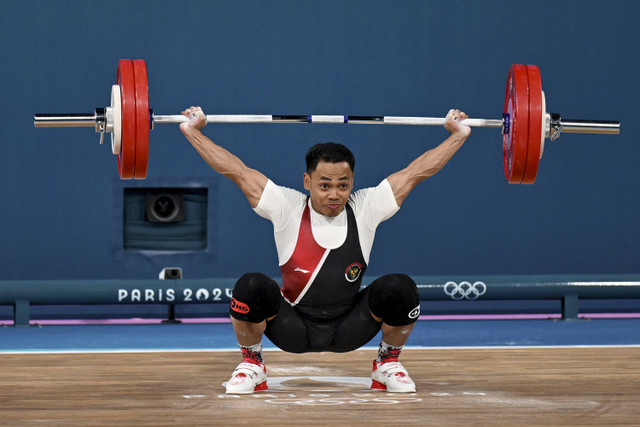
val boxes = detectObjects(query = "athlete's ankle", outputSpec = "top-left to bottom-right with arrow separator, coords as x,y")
376,340 -> 403,363
239,342 -> 264,365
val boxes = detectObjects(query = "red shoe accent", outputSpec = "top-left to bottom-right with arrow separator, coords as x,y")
371,361 -> 386,390
371,379 -> 387,390
242,359 -> 268,390
254,381 -> 268,391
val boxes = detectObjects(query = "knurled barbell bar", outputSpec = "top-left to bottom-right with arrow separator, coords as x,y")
34,59 -> 620,184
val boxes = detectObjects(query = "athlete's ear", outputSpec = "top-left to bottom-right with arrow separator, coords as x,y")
303,172 -> 311,191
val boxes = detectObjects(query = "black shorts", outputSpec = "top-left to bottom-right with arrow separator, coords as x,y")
265,286 -> 381,353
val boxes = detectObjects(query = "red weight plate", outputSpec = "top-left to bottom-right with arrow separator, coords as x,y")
133,60 -> 149,179
117,59 -> 136,179
522,65 -> 543,184
503,64 -> 530,184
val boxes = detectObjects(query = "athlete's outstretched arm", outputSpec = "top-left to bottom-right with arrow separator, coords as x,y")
180,106 -> 268,208
386,109 -> 471,207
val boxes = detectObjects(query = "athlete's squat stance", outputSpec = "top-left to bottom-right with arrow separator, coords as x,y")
180,107 -> 471,393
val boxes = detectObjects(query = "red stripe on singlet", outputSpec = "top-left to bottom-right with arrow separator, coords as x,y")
280,204 -> 328,304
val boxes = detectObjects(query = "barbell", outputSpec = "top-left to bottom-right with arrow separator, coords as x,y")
34,59 -> 620,183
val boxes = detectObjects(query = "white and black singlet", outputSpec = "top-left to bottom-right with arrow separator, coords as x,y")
253,178 -> 400,352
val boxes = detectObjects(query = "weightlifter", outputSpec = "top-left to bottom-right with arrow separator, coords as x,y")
179,106 -> 471,394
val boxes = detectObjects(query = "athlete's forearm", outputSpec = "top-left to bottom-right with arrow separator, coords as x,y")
404,132 -> 467,182
181,126 -> 247,179
387,131 -> 468,206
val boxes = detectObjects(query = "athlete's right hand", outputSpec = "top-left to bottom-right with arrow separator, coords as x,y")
180,106 -> 207,132
444,108 -> 471,138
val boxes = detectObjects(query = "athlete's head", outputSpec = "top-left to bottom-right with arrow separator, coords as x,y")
305,142 -> 355,174
304,143 -> 355,217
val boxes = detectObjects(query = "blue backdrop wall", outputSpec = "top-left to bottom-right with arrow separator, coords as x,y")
1,0 -> 638,281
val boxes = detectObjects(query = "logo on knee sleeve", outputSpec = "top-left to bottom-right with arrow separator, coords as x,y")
230,298 -> 250,314
345,262 -> 363,282
408,305 -> 421,319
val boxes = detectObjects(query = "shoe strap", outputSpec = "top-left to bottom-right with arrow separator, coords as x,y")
233,362 -> 265,378
377,361 -> 409,377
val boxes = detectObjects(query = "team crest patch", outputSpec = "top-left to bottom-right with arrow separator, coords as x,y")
345,262 -> 363,282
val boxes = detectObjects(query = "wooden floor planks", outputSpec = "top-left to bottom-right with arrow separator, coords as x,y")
0,347 -> 638,426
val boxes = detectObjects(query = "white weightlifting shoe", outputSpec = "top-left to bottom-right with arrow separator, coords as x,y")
225,361 -> 268,394
371,360 -> 416,393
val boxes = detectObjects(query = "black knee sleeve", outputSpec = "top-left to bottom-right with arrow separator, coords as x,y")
368,274 -> 420,326
229,273 -> 282,323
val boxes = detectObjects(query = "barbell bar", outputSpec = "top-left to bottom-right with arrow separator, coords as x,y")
34,59 -> 620,184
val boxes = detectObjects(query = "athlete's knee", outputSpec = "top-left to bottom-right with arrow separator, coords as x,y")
368,274 -> 420,326
229,272 -> 282,323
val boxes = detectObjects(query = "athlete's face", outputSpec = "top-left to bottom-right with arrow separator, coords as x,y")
304,160 -> 354,217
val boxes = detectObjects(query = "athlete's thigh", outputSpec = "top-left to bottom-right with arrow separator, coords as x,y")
264,301 -> 311,353
332,287 -> 381,352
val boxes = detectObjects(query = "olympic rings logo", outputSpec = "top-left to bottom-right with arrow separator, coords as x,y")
443,281 -> 487,301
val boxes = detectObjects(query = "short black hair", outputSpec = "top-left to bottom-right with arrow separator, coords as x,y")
305,142 -> 355,174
